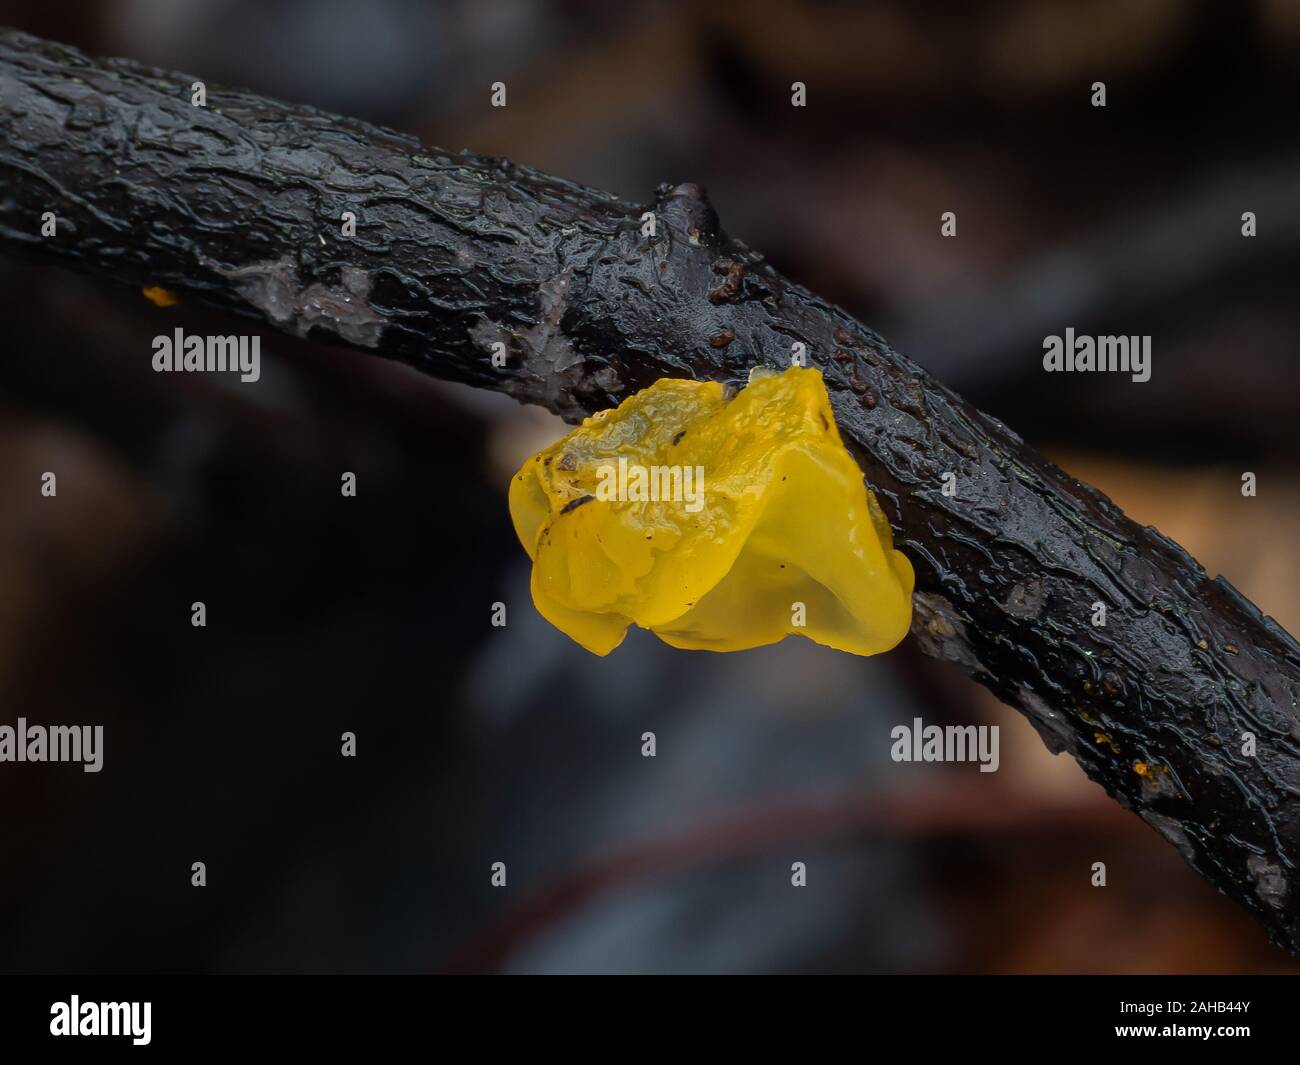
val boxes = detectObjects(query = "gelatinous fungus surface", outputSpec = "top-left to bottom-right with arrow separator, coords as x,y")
510,366 -> 914,655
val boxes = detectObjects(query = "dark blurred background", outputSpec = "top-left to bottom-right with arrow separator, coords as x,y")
1,0 -> 1297,973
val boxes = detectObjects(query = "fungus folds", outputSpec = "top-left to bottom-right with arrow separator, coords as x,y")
509,366 -> 914,656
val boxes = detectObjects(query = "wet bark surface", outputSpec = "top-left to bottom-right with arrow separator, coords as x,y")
2,28 -> 1298,950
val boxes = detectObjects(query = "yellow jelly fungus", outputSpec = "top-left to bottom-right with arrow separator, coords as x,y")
509,365 -> 914,656
142,286 -> 180,307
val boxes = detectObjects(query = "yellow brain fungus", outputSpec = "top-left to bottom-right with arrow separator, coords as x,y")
509,365 -> 914,656
141,286 -> 179,307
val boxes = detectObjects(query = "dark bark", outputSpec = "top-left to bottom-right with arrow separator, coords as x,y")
2,29 -> 1299,950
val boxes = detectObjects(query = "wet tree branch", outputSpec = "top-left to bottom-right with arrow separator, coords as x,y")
2,28 -> 1298,950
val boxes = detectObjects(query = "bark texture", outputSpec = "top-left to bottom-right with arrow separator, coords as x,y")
2,29 -> 1298,949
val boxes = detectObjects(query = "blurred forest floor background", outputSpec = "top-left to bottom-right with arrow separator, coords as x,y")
0,0 -> 1297,972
